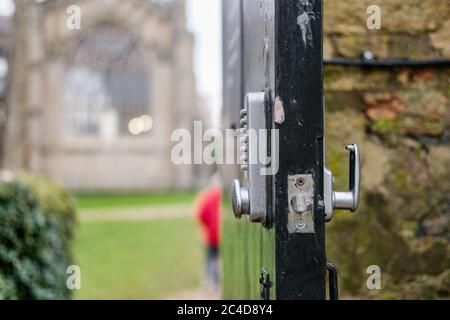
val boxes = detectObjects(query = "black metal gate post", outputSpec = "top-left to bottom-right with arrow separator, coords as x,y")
274,0 -> 325,300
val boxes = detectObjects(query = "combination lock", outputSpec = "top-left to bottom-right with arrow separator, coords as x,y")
232,92 -> 268,224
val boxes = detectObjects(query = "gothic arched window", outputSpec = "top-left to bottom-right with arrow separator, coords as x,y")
63,23 -> 151,138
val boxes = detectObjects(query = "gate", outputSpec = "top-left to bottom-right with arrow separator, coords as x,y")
222,0 -> 360,300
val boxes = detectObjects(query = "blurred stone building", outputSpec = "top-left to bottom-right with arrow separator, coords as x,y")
4,0 -> 207,191
0,12 -> 13,167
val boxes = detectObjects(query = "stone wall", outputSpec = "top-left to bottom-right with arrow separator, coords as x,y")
324,0 -> 449,299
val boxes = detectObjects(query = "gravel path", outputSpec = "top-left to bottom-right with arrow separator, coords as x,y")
79,203 -> 194,222
167,288 -> 221,300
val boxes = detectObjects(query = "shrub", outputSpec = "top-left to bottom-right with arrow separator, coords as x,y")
0,174 -> 77,300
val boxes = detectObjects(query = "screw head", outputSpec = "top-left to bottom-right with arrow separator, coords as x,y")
361,50 -> 375,61
296,219 -> 306,230
295,178 -> 305,188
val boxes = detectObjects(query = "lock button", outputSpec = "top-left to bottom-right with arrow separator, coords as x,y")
231,179 -> 250,219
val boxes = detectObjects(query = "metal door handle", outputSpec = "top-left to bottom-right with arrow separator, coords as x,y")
334,144 -> 360,211
324,144 -> 361,221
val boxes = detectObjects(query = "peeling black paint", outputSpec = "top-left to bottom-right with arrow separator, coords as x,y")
274,0 -> 325,299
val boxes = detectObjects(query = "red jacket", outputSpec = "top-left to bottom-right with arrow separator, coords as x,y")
196,186 -> 222,248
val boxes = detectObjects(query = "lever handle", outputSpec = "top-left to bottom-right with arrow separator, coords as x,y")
324,144 -> 361,221
333,144 -> 360,212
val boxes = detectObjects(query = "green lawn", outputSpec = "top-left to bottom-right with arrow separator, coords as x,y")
73,193 -> 203,300
74,218 -> 202,299
74,192 -> 197,210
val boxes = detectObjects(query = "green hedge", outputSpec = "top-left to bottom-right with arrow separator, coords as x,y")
0,175 -> 77,300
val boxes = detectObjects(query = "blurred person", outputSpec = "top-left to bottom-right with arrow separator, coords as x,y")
195,173 -> 222,293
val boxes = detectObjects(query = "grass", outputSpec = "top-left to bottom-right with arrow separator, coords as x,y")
73,192 -> 203,300
74,192 -> 197,210
74,217 -> 202,300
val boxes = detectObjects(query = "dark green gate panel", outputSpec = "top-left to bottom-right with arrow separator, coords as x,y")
222,0 -> 276,300
222,205 -> 275,299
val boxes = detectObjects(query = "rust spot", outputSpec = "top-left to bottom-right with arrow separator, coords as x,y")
274,96 -> 285,124
413,70 -> 435,82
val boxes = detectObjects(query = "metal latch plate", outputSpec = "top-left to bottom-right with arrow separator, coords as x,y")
287,174 -> 315,234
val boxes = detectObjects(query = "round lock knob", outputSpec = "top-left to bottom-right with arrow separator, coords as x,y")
231,179 -> 250,219
291,193 -> 312,214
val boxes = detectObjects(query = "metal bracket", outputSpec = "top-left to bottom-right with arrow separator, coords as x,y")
326,263 -> 339,301
287,174 -> 315,234
259,268 -> 272,300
